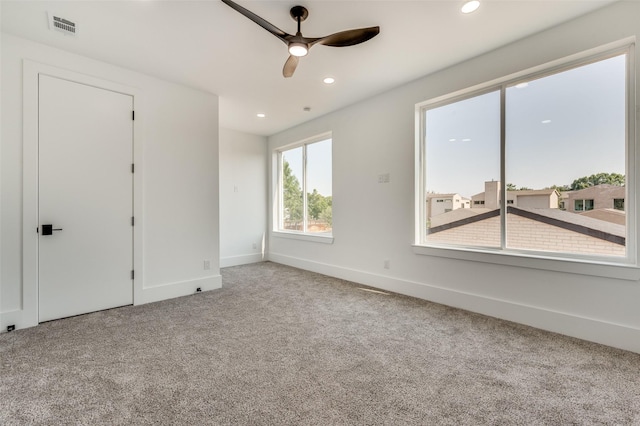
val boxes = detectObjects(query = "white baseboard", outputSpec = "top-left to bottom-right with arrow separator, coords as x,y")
139,275 -> 222,305
267,252 -> 640,354
220,253 -> 264,268
0,310 -> 26,333
0,275 -> 223,333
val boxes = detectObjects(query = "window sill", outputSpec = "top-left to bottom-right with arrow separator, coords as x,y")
272,231 -> 334,244
412,244 -> 640,281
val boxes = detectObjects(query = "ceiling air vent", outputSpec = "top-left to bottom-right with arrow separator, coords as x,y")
48,13 -> 77,36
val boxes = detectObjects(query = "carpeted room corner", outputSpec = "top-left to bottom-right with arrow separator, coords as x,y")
1,262 -> 639,425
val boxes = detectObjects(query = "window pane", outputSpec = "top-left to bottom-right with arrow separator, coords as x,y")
614,199 -> 624,211
505,55 -> 626,257
281,147 -> 303,231
424,91 -> 500,247
306,139 -> 332,234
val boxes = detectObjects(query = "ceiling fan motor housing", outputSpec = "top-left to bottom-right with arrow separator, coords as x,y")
290,6 -> 309,22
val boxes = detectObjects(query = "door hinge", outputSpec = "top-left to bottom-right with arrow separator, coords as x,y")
132,110 -> 135,121
131,216 -> 135,226
131,270 -> 135,280
131,163 -> 135,173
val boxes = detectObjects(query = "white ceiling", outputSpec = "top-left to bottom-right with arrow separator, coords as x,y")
1,0 -> 616,136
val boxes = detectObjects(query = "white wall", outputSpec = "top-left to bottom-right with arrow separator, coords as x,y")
268,2 -> 640,353
219,128 -> 267,267
1,33 -> 220,331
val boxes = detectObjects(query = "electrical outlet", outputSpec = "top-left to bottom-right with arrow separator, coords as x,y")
252,243 -> 258,250
378,173 -> 390,184
203,260 -> 211,270
384,259 -> 390,269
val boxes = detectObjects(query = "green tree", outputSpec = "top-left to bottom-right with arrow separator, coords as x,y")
570,172 -> 625,190
283,160 -> 303,225
506,183 -> 532,191
307,189 -> 328,220
319,198 -> 332,227
547,184 -> 570,192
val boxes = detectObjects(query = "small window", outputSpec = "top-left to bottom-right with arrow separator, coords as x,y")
278,136 -> 332,235
614,198 -> 625,211
575,199 -> 595,211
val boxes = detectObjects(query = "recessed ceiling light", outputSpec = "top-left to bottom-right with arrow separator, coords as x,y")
541,119 -> 551,124
515,82 -> 529,89
257,113 -> 266,118
323,77 -> 335,84
461,0 -> 480,14
449,139 -> 457,142
462,138 -> 472,142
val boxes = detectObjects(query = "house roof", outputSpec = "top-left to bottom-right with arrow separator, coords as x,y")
564,184 -> 625,198
473,188 -> 558,198
429,208 -> 494,228
428,206 -> 625,245
578,208 -> 626,226
513,207 -> 625,240
426,193 -> 470,200
426,193 -> 458,199
511,189 -> 558,196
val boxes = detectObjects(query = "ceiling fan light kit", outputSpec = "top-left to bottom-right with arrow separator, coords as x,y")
288,42 -> 308,57
221,0 -> 380,78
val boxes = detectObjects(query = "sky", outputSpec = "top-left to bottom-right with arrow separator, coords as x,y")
282,138 -> 332,197
425,54 -> 626,198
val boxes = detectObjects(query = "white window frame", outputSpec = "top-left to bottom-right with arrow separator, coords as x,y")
413,42 -> 639,281
272,132 -> 333,244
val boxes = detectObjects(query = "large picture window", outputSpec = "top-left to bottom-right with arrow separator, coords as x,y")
418,50 -> 630,261
278,135 -> 332,235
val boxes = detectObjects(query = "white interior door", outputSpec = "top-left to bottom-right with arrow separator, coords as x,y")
38,74 -> 134,322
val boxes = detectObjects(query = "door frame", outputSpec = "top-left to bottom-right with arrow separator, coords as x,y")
22,60 -> 144,326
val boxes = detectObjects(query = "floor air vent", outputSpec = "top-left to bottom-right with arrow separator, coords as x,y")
48,13 -> 77,36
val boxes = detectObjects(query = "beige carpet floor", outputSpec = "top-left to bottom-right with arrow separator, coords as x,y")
1,261 -> 639,425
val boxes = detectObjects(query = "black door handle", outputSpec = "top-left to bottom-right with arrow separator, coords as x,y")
41,224 -> 63,235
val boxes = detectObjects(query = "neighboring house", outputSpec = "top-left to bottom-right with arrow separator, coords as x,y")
471,181 -> 501,209
562,184 -> 625,213
427,206 -> 625,256
427,182 -> 626,255
426,193 -> 470,218
471,181 -> 559,209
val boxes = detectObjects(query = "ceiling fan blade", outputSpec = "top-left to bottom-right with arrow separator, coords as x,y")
312,26 -> 380,47
221,0 -> 291,43
283,55 -> 299,78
